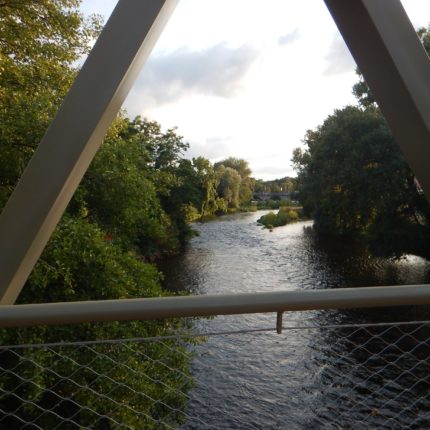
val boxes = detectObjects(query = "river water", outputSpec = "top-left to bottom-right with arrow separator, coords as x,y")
161,211 -> 430,429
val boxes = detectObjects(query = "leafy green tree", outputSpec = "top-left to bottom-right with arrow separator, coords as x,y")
293,106 -> 430,257
214,157 -> 254,206
292,25 -> 430,258
253,176 -> 296,194
191,156 -> 223,215
214,157 -> 252,179
0,2 -> 195,427
2,216 -> 191,429
216,165 -> 241,208
0,0 -> 101,207
83,137 -> 174,255
283,178 -> 296,193
238,177 -> 254,205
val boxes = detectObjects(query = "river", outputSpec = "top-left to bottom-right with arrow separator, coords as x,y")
161,211 -> 430,429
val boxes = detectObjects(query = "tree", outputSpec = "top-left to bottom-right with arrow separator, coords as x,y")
293,106 -> 430,257
191,156 -> 223,216
0,0 -> 101,207
216,165 -> 241,208
157,155 -> 223,237
78,119 -> 178,257
214,157 -> 254,206
292,24 -> 430,258
0,2 -> 194,427
214,157 -> 252,179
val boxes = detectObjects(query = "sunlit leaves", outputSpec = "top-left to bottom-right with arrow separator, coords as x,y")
293,106 -> 430,257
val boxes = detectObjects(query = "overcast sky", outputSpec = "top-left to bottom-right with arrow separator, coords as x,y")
80,1 -> 430,180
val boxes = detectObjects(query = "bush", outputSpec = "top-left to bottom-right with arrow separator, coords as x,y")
257,209 -> 300,229
0,217 -> 194,429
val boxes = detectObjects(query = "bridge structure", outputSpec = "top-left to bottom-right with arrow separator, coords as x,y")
253,191 -> 291,201
2,1 -> 430,427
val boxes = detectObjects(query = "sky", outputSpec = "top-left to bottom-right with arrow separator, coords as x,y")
80,0 -> 430,180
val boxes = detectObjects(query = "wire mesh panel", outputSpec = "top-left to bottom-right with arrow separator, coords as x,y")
301,322 -> 430,429
0,320 -> 430,429
183,320 -> 430,429
0,336 -> 198,429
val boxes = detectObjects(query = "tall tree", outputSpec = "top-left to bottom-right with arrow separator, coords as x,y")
214,157 -> 254,206
214,157 -> 252,179
0,0 -> 101,206
216,165 -> 241,208
292,24 -> 430,258
0,2 -> 194,427
293,106 -> 430,257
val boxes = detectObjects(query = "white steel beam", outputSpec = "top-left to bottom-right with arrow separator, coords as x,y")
324,0 -> 430,202
0,284 -> 428,328
0,0 -> 178,304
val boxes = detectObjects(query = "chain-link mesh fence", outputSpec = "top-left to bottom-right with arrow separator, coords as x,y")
0,319 -> 430,429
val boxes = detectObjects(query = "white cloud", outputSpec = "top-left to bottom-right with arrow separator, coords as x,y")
251,164 -> 295,180
79,0 -> 430,180
324,35 -> 356,76
127,43 -> 260,111
278,29 -> 300,46
186,136 -> 233,160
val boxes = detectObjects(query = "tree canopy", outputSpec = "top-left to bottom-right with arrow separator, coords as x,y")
293,25 -> 430,258
214,157 -> 255,208
0,1 -> 205,426
0,2 -> 267,422
0,1 -> 101,200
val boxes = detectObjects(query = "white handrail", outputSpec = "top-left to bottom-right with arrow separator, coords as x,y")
1,284 -> 429,328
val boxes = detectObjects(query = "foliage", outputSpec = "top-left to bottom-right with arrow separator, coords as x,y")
256,198 -> 297,210
293,25 -> 430,258
257,207 -> 300,229
214,157 -> 251,178
216,165 -> 241,208
0,2 -> 268,425
0,339 -> 192,429
292,24 -> 430,258
214,157 -> 255,207
292,106 -> 430,258
0,1 -> 199,427
173,156 -> 224,219
0,0 -> 101,207
254,177 -> 297,194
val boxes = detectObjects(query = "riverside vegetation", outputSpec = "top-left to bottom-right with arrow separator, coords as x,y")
0,1 -> 297,427
257,205 -> 302,231
292,25 -> 430,259
3,1 -> 428,427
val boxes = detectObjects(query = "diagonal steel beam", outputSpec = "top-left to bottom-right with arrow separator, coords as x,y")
0,0 -> 178,305
324,0 -> 430,203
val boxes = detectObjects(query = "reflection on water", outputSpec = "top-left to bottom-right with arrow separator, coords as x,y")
160,212 -> 430,429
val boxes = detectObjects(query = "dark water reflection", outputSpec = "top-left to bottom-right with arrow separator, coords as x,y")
160,212 -> 430,429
